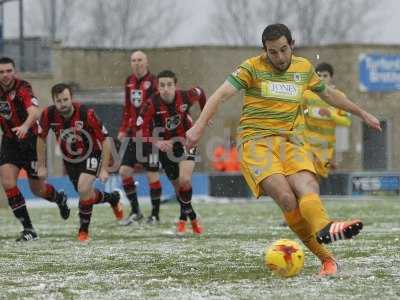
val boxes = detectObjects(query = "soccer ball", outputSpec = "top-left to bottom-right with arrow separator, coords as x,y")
264,239 -> 305,278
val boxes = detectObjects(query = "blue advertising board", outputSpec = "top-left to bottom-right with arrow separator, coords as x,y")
359,53 -> 400,92
21,173 -> 209,201
351,174 -> 400,195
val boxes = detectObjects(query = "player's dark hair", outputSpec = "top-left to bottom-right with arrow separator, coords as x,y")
0,57 -> 16,67
316,62 -> 334,77
262,24 -> 293,48
157,70 -> 177,84
51,83 -> 73,100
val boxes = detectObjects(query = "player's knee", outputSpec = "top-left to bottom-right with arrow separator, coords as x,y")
298,171 -> 320,195
278,192 -> 297,212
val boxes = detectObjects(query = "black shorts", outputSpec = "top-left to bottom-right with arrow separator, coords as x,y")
64,152 -> 102,191
0,136 -> 39,179
120,139 -> 159,172
159,142 -> 197,181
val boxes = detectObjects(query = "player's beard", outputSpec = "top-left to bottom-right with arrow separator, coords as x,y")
0,78 -> 15,90
161,94 -> 174,104
60,106 -> 74,118
267,53 -> 292,72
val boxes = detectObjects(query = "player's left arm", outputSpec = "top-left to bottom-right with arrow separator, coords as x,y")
316,86 -> 381,131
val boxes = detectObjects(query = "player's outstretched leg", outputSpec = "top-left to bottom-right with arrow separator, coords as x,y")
283,207 -> 337,276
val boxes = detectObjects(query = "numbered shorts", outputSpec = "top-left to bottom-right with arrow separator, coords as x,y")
159,142 -> 197,181
304,144 -> 334,178
120,139 -> 159,172
240,136 -> 316,198
0,136 -> 39,179
64,152 -> 102,191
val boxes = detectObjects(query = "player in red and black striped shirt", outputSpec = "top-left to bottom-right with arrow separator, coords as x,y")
118,51 -> 162,226
37,83 -> 124,242
0,57 -> 70,242
140,70 -> 206,235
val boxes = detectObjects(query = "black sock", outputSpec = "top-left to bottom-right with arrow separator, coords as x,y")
6,187 -> 33,230
79,198 -> 95,232
95,189 -> 110,204
176,194 -> 187,221
150,181 -> 162,218
122,177 -> 139,214
178,187 -> 196,221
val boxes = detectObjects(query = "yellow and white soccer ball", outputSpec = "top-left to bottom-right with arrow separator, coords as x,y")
264,239 -> 305,278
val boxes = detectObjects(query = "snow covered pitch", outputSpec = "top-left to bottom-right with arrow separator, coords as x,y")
0,197 -> 399,299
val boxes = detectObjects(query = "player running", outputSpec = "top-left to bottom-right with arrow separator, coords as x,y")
37,83 -> 124,242
118,50 -> 162,225
0,57 -> 69,242
303,62 -> 351,177
186,24 -> 381,275
140,70 -> 206,236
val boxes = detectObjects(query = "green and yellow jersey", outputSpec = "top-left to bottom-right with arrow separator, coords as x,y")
227,53 -> 325,145
302,89 -> 351,177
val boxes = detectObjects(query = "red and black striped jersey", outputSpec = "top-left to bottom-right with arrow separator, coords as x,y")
119,72 -> 157,137
0,79 -> 39,139
140,87 -> 206,140
39,102 -> 108,161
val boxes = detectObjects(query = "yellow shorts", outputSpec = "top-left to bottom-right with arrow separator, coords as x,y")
305,145 -> 334,178
240,136 -> 315,198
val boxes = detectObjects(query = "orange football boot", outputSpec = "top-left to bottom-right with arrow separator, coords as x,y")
78,229 -> 90,243
191,219 -> 203,236
176,220 -> 187,236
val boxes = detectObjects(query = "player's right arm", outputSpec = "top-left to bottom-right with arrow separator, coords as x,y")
186,81 -> 239,149
186,60 -> 252,148
37,109 -> 50,179
12,83 -> 42,139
